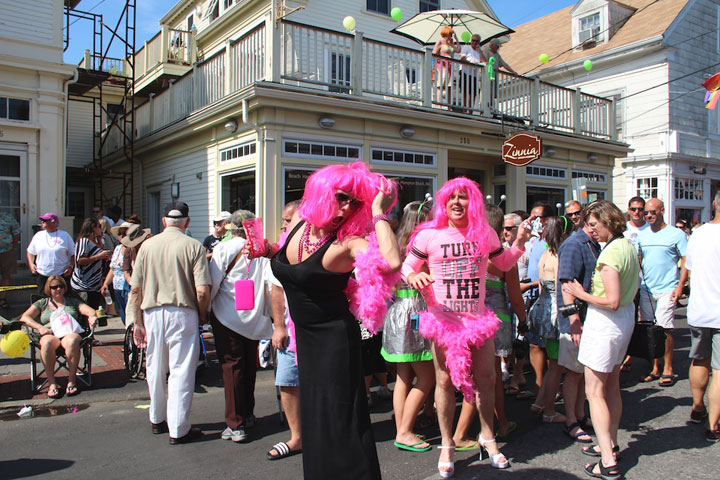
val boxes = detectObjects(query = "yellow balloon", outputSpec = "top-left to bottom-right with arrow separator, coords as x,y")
343,16 -> 356,31
1,330 -> 30,358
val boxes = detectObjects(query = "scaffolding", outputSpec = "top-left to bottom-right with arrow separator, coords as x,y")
64,0 -> 136,213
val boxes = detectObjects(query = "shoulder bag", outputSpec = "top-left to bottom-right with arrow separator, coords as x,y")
627,247 -> 666,359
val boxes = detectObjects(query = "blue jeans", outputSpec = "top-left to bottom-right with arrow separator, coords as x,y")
115,284 -> 131,325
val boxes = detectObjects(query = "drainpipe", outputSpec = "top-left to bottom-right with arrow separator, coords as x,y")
62,67 -> 79,218
242,98 -> 264,219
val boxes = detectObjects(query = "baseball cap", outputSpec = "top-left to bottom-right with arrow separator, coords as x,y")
213,211 -> 232,223
38,213 -> 59,223
164,202 -> 189,218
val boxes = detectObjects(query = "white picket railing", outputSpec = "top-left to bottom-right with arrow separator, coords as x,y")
103,18 -> 615,157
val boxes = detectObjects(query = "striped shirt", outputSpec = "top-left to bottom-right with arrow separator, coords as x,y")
70,237 -> 105,291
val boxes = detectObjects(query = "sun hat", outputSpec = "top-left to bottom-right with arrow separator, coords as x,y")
121,224 -> 151,248
111,221 -> 133,236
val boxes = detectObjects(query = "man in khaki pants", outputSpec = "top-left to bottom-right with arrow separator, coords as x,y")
130,202 -> 211,444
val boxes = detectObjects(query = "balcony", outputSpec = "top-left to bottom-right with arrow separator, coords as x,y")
132,25 -> 194,95
101,18 -> 616,157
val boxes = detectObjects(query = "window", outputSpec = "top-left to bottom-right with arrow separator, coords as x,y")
187,14 -> 194,31
223,0 -> 235,10
206,0 -> 219,21
572,170 -> 606,184
220,170 -> 255,213
106,103 -> 123,124
371,147 -> 435,167
384,174 -> 435,221
674,178 -> 704,201
419,0 -> 439,13
284,167 -> 315,204
330,52 -> 351,90
636,178 -> 658,199
526,185 -> 565,214
284,139 -> 360,161
587,190 -> 605,202
367,0 -> 390,15
579,13 -> 601,42
526,165 -> 567,179
0,97 -> 30,121
493,163 -> 506,177
220,142 -> 256,162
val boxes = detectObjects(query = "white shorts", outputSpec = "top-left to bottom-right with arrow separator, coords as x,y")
639,290 -> 675,329
558,333 -> 584,373
578,303 -> 635,373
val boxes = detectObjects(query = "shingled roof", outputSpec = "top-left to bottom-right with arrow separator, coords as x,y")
501,0 -> 691,75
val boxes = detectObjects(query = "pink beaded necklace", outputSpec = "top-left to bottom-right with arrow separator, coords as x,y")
297,222 -> 334,263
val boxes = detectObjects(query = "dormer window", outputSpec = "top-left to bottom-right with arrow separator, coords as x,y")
579,13 -> 601,44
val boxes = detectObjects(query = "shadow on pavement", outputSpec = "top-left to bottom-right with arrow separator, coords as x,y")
0,458 -> 75,479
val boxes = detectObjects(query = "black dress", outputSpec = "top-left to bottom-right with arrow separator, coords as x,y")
271,221 -> 382,480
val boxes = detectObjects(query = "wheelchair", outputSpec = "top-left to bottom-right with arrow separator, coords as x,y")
123,322 -> 208,378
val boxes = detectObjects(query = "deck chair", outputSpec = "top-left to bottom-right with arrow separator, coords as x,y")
27,294 -> 95,394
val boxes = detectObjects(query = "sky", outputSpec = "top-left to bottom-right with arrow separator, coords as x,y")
63,0 -> 577,64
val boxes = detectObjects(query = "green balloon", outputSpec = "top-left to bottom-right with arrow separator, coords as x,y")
343,16 -> 356,31
461,31 -> 471,43
391,7 -> 402,22
539,53 -> 549,64
583,59 -> 593,71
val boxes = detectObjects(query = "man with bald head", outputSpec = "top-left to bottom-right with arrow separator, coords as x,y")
636,198 -> 688,386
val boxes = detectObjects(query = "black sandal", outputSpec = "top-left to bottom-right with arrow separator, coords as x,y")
582,444 -> 620,459
565,422 -> 593,443
584,461 -> 622,479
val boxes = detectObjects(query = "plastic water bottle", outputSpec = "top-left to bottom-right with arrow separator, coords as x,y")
103,291 -> 113,305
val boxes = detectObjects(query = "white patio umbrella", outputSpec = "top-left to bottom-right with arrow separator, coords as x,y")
390,9 -> 513,46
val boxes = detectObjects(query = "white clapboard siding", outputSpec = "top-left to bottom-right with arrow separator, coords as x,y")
665,0 -> 719,158
67,100 -> 95,168
0,0 -> 57,48
140,146 -> 217,240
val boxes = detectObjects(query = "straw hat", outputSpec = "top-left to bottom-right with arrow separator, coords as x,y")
121,224 -> 151,248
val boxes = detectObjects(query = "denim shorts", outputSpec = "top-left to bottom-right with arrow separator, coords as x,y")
275,346 -> 299,387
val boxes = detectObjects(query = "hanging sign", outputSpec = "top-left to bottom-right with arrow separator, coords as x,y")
502,133 -> 542,166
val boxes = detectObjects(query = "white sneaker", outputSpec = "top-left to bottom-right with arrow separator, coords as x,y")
221,426 -> 248,442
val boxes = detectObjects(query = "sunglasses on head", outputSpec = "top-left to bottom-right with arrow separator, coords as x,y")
644,210 -> 658,216
503,226 -> 518,231
566,211 -> 582,217
49,284 -> 65,290
628,207 -> 643,212
335,192 -> 361,207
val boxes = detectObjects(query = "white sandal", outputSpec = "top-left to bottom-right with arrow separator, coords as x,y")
437,445 -> 455,478
479,436 -> 510,469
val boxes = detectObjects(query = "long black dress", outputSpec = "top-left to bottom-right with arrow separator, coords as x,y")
270,221 -> 382,479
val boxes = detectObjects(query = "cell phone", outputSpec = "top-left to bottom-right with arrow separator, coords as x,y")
409,314 -> 419,331
531,217 -> 543,234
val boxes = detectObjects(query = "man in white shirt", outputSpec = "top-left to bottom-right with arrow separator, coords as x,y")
686,191 -> 720,441
623,196 -> 649,248
458,34 -> 486,112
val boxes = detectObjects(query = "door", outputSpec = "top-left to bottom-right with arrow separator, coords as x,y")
0,147 -> 26,259
148,191 -> 161,235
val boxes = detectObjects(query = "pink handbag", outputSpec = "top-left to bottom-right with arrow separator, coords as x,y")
224,249 -> 255,311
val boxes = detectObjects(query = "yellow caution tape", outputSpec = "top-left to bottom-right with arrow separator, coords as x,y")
0,285 -> 38,292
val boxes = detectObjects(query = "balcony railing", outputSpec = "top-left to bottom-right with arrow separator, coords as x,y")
102,17 -> 615,157
132,26 -> 194,82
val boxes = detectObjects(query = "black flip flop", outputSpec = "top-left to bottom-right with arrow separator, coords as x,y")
267,441 -> 302,461
659,375 -> 677,387
641,373 -> 660,382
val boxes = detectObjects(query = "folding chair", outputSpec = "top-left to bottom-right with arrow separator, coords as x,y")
27,294 -> 95,394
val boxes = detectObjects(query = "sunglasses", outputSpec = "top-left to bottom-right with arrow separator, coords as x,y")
644,210 -> 658,216
628,207 -> 643,212
566,211 -> 582,217
92,210 -> 101,213
503,226 -> 518,231
335,192 -> 361,207
213,221 -> 223,226
49,285 -> 65,290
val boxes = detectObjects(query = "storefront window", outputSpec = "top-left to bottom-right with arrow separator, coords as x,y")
636,178 -> 657,199
220,170 -> 255,213
526,185 -> 565,214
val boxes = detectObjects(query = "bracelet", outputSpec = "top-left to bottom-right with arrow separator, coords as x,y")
372,214 -> 389,226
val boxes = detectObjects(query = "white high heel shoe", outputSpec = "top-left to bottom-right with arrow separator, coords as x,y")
479,436 -> 510,469
437,445 -> 455,478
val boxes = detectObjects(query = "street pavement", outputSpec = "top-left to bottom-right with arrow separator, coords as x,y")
1,269 -> 719,479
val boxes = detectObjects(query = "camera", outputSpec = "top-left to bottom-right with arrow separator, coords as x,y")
558,299 -> 586,318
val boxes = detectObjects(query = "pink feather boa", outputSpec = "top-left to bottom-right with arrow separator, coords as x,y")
419,307 -> 500,402
345,233 -> 401,335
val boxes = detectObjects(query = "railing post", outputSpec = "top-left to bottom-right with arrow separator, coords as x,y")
149,93 -> 155,132
479,64 -> 491,115
192,64 -> 199,111
160,25 -> 169,63
83,49 -> 91,69
266,13 -> 281,82
573,87 -> 582,134
351,31 -> 363,96
143,41 -> 149,76
169,79 -> 176,120
189,28 -> 197,64
530,77 -> 539,126
609,97 -> 617,140
422,47 -> 433,108
224,39 -> 233,95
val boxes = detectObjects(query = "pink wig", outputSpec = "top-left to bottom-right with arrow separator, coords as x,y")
408,177 -> 494,257
298,162 -> 397,241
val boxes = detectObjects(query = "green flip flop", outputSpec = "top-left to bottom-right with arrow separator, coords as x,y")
456,440 -> 479,451
394,440 -> 432,452
496,420 -> 518,441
